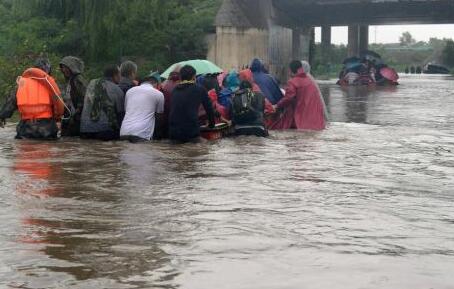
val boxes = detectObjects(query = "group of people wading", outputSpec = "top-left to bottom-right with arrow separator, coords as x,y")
0,57 -> 327,143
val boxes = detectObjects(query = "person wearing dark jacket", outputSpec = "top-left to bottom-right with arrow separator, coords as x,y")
60,56 -> 87,136
232,80 -> 268,137
169,65 -> 215,143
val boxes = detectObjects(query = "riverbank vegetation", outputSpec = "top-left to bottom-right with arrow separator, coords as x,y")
0,0 -> 221,100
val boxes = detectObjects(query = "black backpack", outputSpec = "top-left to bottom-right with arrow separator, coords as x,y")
232,88 -> 255,116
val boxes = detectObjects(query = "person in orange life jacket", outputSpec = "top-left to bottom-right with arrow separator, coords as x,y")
0,58 -> 65,139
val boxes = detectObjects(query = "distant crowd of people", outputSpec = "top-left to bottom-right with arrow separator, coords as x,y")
338,53 -> 399,86
0,57 -> 327,143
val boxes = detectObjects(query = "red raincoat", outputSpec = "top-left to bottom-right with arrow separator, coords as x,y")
274,69 -> 326,130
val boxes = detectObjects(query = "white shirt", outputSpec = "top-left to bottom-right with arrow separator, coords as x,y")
120,83 -> 164,140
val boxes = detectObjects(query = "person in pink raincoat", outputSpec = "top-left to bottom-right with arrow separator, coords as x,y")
272,60 -> 326,130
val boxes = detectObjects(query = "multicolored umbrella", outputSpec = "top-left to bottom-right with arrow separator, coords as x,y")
161,59 -> 223,79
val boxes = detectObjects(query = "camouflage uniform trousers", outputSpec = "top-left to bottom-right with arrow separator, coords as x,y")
15,119 -> 58,140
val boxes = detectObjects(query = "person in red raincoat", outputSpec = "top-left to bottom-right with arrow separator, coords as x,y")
273,61 -> 326,130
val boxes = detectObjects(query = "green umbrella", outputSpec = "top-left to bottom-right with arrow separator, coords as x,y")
161,59 -> 223,79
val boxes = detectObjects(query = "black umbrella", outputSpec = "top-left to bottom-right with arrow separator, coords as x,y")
360,50 -> 382,62
343,56 -> 361,65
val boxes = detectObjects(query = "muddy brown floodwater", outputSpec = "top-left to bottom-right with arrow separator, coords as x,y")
0,75 -> 453,289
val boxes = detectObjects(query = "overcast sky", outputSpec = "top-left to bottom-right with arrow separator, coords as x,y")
315,24 -> 454,44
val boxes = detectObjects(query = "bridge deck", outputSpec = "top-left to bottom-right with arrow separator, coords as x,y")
216,0 -> 454,28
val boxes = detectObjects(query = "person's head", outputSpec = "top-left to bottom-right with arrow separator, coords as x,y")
202,75 -> 221,93
223,70 -> 240,91
59,56 -> 84,79
104,65 -> 121,84
239,69 -> 253,83
60,64 -> 72,78
120,61 -> 138,80
250,58 -> 264,73
142,71 -> 161,89
180,65 -> 197,82
34,58 -> 52,75
168,71 -> 180,82
289,60 -> 303,75
301,61 -> 311,75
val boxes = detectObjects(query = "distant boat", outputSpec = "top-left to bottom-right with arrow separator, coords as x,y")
423,64 -> 450,74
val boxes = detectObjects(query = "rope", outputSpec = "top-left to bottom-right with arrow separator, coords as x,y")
17,76 -> 72,120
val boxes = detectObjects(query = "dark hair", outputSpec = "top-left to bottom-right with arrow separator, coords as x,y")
34,58 -> 52,74
289,60 -> 302,74
180,65 -> 196,81
120,61 -> 138,78
239,80 -> 252,90
104,65 -> 120,78
203,75 -> 221,93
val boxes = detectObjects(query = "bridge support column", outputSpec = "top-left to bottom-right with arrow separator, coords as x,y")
292,29 -> 301,60
348,25 -> 359,57
359,25 -> 369,53
321,25 -> 332,63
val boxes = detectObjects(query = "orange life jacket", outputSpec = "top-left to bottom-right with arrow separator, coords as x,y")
16,68 -> 62,121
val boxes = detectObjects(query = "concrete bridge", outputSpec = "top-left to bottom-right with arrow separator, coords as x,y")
207,0 -> 454,79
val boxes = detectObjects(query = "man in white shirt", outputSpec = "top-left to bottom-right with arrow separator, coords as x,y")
120,72 -> 164,143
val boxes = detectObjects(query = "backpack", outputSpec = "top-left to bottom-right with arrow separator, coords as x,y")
232,88 -> 255,116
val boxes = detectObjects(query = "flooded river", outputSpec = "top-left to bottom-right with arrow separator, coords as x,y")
0,75 -> 453,289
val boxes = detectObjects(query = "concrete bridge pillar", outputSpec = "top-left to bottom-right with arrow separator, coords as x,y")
359,25 -> 369,53
321,25 -> 332,61
211,0 -> 313,81
348,25 -> 359,57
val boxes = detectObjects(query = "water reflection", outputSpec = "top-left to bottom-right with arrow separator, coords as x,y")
343,85 -> 370,123
10,141 -> 176,288
13,142 -> 63,198
321,85 -> 400,124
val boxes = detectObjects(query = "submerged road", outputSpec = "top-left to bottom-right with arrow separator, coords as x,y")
0,75 -> 453,289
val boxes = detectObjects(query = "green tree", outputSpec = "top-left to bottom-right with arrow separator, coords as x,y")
0,0 -> 222,100
399,31 -> 416,46
442,40 -> 454,68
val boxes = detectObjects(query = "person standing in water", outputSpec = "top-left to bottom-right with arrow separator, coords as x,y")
80,65 -> 125,141
231,80 -> 268,137
273,60 -> 326,131
157,70 -> 180,139
0,58 -> 64,139
120,72 -> 165,143
250,58 -> 283,105
301,60 -> 329,123
169,65 -> 215,144
59,56 -> 87,137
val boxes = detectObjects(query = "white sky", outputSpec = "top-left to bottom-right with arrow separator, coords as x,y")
315,24 -> 454,44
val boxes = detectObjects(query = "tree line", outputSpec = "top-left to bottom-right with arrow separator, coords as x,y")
0,0 -> 221,99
